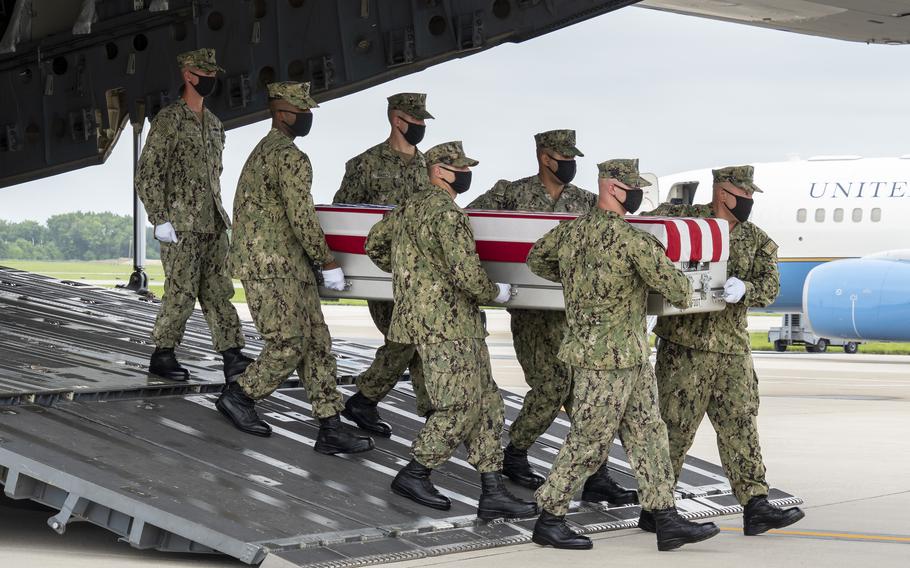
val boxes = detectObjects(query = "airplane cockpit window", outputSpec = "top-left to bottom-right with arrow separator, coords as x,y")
871,208 -> 882,222
833,208 -> 844,223
815,208 -> 825,222
797,208 -> 807,223
852,208 -> 863,222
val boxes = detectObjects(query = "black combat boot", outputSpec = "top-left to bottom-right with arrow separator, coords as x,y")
581,463 -> 639,505
220,347 -> 254,379
638,509 -> 656,533
149,347 -> 190,381
392,459 -> 451,510
215,382 -> 272,437
314,414 -> 375,455
654,507 -> 720,551
477,472 -> 539,521
502,443 -> 546,490
531,510 -> 593,550
342,391 -> 392,437
743,496 -> 805,535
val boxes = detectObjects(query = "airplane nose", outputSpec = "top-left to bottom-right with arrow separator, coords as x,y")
804,258 -> 910,341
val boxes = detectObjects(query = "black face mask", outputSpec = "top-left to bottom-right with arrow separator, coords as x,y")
622,188 -> 644,215
191,72 -> 217,97
285,111 -> 313,138
399,119 -> 426,146
723,189 -> 754,222
442,167 -> 472,194
548,158 -> 576,185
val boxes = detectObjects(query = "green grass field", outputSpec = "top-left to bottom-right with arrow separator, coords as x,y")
1,259 -> 166,281
1,260 -> 367,307
4,259 -> 909,355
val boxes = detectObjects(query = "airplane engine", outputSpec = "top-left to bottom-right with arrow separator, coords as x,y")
803,255 -> 910,342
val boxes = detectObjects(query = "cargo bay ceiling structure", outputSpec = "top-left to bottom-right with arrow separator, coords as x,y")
0,0 -> 907,191
0,0 -> 642,189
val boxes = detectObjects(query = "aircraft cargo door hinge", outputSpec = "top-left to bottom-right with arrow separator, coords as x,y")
455,10 -> 484,51
226,73 -> 252,109
48,492 -> 89,534
0,123 -> 22,152
308,56 -> 335,92
69,108 -> 96,142
385,27 -> 415,67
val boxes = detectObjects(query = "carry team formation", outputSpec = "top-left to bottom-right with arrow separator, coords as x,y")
135,49 -> 805,552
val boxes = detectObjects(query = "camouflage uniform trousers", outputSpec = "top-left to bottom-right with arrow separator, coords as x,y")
412,338 -> 505,472
153,231 -> 244,352
507,309 -> 574,450
357,300 -> 430,415
536,363 -> 676,516
237,278 -> 344,418
655,340 -> 769,505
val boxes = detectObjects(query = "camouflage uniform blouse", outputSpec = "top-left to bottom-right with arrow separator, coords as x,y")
467,175 -> 595,213
365,185 -> 499,345
645,203 -> 779,355
136,99 -> 231,232
229,128 -> 333,285
333,141 -> 429,206
527,208 -> 692,370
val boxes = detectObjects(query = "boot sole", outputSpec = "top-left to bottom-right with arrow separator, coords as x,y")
531,534 -> 593,550
149,368 -> 190,382
581,491 -> 639,506
657,525 -> 721,551
214,401 -> 271,437
744,509 -> 806,536
477,506 -> 539,521
314,439 -> 375,455
341,409 -> 393,438
503,473 -> 545,491
391,483 -> 451,511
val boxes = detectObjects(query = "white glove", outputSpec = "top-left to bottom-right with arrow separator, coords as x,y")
723,277 -> 746,304
494,283 -> 513,304
321,267 -> 346,291
154,222 -> 178,243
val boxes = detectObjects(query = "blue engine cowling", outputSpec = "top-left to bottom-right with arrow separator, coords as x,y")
803,258 -> 910,341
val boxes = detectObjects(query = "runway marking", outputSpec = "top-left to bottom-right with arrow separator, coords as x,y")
718,526 -> 910,544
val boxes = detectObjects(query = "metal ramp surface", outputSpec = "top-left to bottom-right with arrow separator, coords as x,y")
0,266 -> 376,405
0,268 -> 802,566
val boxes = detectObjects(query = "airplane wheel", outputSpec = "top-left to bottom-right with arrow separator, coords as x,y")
844,342 -> 859,354
773,340 -> 788,352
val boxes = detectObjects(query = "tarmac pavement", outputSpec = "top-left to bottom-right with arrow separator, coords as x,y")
1,306 -> 907,567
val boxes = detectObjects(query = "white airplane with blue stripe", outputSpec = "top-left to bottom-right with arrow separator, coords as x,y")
652,156 -> 910,342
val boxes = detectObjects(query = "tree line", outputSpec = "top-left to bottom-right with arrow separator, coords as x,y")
0,212 -> 161,261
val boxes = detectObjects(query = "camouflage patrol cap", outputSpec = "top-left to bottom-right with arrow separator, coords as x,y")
176,48 -> 224,73
425,141 -> 479,168
534,129 -> 583,157
713,165 -> 763,193
598,158 -> 651,188
387,92 -> 434,120
267,81 -> 319,110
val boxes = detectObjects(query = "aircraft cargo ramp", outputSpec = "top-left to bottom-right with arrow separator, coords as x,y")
0,267 -> 802,567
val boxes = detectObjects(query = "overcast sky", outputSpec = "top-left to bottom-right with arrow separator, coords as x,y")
1,6 -> 908,223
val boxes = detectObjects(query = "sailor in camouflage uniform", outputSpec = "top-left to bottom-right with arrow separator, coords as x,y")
214,82 -> 373,456
136,48 -> 252,382
334,93 -> 433,437
642,165 -> 804,535
528,160 -> 720,551
365,141 -> 536,520
468,131 -> 636,506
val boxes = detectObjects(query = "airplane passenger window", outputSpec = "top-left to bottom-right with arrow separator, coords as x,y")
833,208 -> 844,222
797,208 -> 807,222
815,208 -> 825,222
852,208 -> 863,222
871,208 -> 882,222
